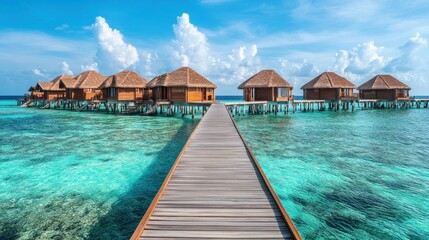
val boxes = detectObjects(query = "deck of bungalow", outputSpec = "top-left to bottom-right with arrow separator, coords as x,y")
131,103 -> 301,240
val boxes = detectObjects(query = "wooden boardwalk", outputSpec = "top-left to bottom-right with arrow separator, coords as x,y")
131,103 -> 301,240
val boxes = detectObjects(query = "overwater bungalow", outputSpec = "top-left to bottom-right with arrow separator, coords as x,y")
145,67 -> 216,102
301,72 -> 356,100
59,70 -> 105,101
100,70 -> 148,102
28,86 -> 44,100
238,70 -> 293,102
358,74 -> 411,100
33,75 -> 74,100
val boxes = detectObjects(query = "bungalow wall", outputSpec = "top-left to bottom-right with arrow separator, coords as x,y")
187,87 -> 215,102
151,87 -> 169,101
304,88 -> 354,100
104,88 -> 144,101
143,89 -> 152,100
170,87 -> 186,102
151,87 -> 215,102
45,91 -> 66,100
69,89 -> 102,101
254,88 -> 272,101
359,89 -> 408,100
30,91 -> 44,100
244,87 -> 292,102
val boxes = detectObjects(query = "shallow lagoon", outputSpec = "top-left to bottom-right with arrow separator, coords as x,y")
235,108 -> 429,239
0,100 -> 198,239
1,98 -> 429,239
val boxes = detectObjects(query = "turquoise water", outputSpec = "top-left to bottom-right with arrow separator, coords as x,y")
235,109 -> 429,239
0,100 -> 199,239
2,97 -> 429,239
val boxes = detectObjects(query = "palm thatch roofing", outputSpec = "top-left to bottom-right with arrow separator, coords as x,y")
146,67 -> 217,88
60,78 -> 75,89
36,75 -> 74,91
100,70 -> 148,89
358,74 -> 411,90
35,82 -> 52,91
238,70 -> 292,89
301,72 -> 356,89
50,75 -> 74,91
60,71 -> 105,89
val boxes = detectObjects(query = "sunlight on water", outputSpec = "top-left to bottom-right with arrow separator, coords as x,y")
0,100 -> 198,239
235,109 -> 429,239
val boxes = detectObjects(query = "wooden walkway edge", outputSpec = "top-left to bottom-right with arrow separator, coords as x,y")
131,103 -> 301,239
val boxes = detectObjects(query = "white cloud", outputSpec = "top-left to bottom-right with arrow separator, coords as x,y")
328,41 -> 389,84
32,68 -> 47,77
90,16 -> 139,73
327,33 -> 428,86
276,58 -> 320,92
331,41 -> 388,75
140,51 -> 161,78
290,59 -> 319,77
384,33 -> 427,72
60,61 -> 73,75
81,63 -> 98,72
55,24 -> 69,31
170,13 -> 260,85
172,13 -> 212,72
215,44 -> 260,84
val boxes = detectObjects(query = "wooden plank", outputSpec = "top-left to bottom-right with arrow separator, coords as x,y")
131,103 -> 300,240
141,230 -> 290,239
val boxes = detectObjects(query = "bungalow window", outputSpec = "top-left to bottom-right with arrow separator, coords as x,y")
278,88 -> 289,97
110,88 -> 116,97
84,88 -> 95,93
341,88 -> 351,96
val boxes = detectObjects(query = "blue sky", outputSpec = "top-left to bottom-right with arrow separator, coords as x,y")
1,0 -> 429,95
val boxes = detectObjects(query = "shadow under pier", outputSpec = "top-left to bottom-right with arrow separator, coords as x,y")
87,118 -> 198,240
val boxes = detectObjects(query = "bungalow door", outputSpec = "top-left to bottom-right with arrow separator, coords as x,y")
202,88 -> 207,101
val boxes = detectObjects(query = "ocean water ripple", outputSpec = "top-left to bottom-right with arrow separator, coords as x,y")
235,109 -> 429,239
0,100 -> 198,239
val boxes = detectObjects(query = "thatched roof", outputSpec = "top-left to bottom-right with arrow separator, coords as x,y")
28,86 -> 35,91
35,82 -> 52,91
60,78 -> 75,88
146,67 -> 217,88
35,75 -> 74,91
238,70 -> 292,89
49,75 -> 74,91
301,72 -> 356,89
62,71 -> 105,89
100,70 -> 148,89
358,74 -> 411,90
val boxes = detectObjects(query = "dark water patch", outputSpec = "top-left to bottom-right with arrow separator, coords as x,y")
0,218 -> 20,240
0,192 -> 102,239
290,196 -> 309,206
323,184 -> 410,223
3,174 -> 28,182
325,212 -> 364,232
98,158 -> 112,162
407,230 -> 429,240
68,162 -> 80,167
26,156 -> 55,165
87,120 -> 196,239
